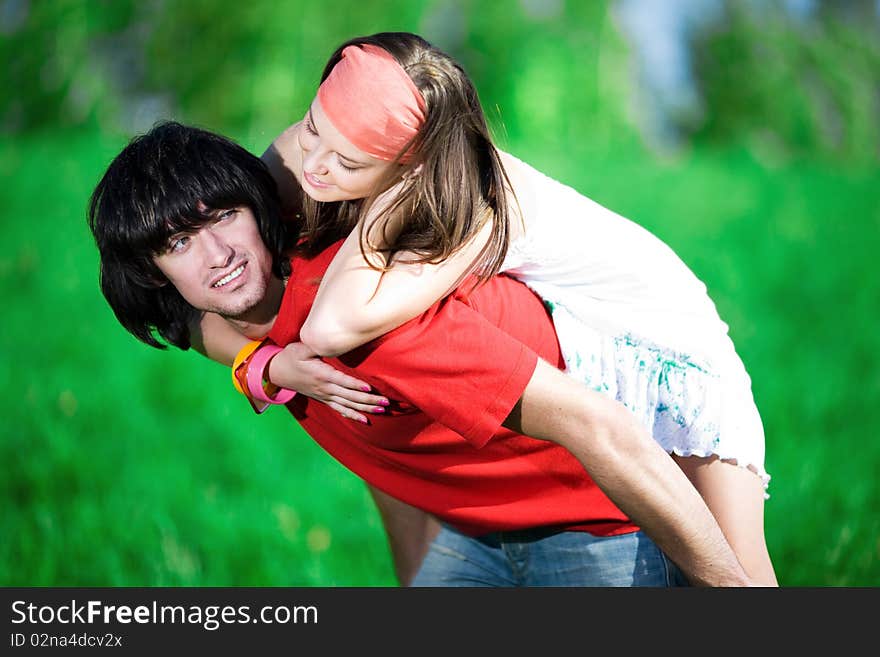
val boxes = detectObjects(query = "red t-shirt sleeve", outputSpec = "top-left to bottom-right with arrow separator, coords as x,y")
344,296 -> 539,449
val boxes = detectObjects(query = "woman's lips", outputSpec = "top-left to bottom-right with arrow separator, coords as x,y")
303,171 -> 332,189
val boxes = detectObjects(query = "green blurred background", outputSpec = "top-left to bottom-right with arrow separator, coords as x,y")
2,0 -> 878,586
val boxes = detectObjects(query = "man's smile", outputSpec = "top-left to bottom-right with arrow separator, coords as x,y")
212,263 -> 245,288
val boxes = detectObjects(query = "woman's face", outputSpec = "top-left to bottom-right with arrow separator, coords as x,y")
296,98 -> 398,202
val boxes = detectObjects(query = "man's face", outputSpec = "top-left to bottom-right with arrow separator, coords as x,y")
152,206 -> 277,320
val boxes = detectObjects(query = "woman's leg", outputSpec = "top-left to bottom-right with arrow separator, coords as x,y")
672,454 -> 778,586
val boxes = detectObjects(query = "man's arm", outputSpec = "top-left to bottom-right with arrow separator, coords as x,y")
367,485 -> 441,587
189,311 -> 251,365
504,359 -> 753,587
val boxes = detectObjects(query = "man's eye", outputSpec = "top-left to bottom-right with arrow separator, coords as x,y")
218,208 -> 238,221
168,235 -> 190,253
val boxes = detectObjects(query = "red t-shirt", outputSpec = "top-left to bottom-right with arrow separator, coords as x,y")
269,242 -> 637,537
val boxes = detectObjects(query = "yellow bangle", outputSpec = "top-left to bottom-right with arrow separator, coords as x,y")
231,339 -> 264,395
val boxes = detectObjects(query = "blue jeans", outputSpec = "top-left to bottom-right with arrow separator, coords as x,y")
411,524 -> 689,587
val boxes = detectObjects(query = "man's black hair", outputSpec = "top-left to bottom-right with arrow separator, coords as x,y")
88,120 -> 294,349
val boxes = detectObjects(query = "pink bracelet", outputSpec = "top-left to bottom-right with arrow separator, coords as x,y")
245,344 -> 297,406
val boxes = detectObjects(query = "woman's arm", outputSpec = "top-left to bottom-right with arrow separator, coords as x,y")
261,120 -> 492,358
301,199 -> 493,357
191,312 -> 388,422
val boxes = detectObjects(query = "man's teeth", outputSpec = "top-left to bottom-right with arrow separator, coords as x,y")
213,265 -> 244,288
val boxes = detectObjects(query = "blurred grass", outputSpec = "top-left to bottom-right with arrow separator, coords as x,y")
2,2 -> 878,586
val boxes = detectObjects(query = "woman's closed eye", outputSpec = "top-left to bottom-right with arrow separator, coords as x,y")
337,157 -> 360,173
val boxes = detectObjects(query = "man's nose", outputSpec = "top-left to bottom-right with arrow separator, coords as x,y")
202,227 -> 234,268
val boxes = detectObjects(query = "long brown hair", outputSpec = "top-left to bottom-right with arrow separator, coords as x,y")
295,32 -> 515,281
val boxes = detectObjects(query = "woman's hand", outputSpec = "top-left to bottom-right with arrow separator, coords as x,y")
267,341 -> 389,423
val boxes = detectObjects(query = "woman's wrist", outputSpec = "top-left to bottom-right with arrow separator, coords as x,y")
245,345 -> 296,406
231,338 -> 296,414
266,345 -> 291,388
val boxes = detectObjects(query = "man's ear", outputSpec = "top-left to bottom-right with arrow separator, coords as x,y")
143,258 -> 170,288
144,271 -> 169,288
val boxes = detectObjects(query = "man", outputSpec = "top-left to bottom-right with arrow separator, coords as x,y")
89,121 -> 753,587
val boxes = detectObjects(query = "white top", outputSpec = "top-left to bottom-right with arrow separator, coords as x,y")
499,151 -> 735,369
496,152 -> 768,488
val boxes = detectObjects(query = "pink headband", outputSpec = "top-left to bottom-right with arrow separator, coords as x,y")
317,44 -> 427,163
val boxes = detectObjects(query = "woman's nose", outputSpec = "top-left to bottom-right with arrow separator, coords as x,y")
301,147 -> 330,175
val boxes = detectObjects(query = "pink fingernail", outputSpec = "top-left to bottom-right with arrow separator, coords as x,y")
361,385 -> 372,392
373,407 -> 386,413
359,417 -> 369,424
378,399 -> 390,406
